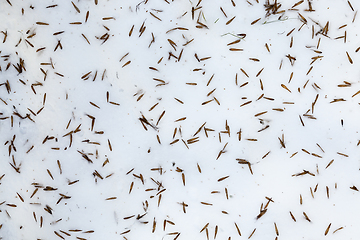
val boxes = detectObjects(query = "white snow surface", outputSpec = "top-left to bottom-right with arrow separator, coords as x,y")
1,0 -> 360,239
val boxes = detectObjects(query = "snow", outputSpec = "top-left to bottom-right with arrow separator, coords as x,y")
1,0 -> 360,239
